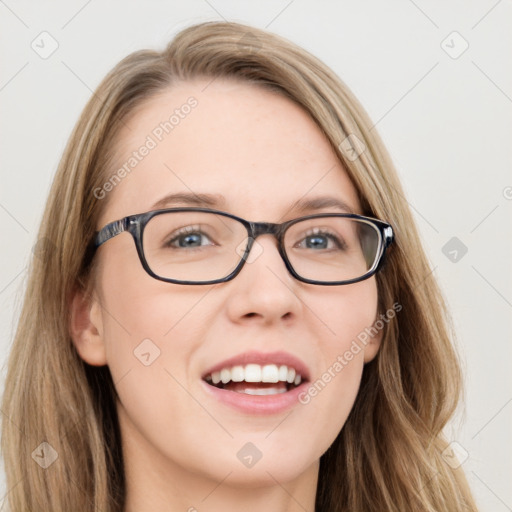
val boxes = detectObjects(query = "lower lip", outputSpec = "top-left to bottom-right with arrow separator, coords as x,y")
200,380 -> 308,415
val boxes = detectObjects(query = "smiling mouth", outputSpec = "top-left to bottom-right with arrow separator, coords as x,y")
203,363 -> 305,395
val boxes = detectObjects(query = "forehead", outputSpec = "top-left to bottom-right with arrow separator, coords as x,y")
99,78 -> 361,225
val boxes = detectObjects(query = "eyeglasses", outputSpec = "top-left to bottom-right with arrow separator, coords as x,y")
92,207 -> 394,286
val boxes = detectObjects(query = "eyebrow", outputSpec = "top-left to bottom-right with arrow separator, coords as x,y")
150,192 -> 357,215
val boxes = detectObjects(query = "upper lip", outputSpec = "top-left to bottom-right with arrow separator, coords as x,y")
201,350 -> 311,381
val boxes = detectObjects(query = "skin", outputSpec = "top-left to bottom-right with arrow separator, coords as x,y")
70,78 -> 383,512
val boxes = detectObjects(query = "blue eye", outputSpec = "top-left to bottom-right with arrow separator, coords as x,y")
296,230 -> 346,250
164,227 -> 214,249
304,234 -> 330,249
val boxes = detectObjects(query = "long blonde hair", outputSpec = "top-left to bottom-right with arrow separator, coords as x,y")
1,21 -> 478,511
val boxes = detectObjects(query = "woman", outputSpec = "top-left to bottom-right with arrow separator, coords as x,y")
1,21 -> 478,511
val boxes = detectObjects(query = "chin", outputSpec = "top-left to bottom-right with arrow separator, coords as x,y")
195,441 -> 319,488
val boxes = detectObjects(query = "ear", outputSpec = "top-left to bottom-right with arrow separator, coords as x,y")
363,324 -> 384,364
69,286 -> 107,366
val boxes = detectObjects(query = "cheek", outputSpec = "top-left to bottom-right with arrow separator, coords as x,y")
316,277 -> 379,353
97,249 -> 208,432
97,246 -> 233,446
98,242 -> 211,351
98,271 -> 214,473
297,280 -> 378,449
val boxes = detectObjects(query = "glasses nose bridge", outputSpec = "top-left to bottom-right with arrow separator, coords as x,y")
249,221 -> 286,244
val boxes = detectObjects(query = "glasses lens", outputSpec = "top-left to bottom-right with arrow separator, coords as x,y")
284,217 -> 382,282
142,211 -> 248,282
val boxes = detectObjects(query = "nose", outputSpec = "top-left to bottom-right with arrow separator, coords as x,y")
224,234 -> 302,324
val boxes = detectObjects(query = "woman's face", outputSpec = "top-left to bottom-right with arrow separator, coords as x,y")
74,79 -> 382,489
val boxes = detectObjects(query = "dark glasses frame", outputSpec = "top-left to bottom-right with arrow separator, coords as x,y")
92,207 -> 394,286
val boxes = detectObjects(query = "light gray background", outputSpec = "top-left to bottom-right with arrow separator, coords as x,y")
1,1 -> 511,510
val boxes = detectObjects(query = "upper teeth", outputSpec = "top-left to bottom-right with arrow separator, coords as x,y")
206,364 -> 302,386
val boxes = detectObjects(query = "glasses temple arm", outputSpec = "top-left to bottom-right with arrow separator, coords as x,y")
95,218 -> 130,247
